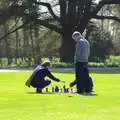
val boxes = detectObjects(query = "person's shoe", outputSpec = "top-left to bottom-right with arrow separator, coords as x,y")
36,88 -> 42,93
69,83 -> 73,88
85,92 -> 92,96
76,90 -> 84,95
76,92 -> 84,95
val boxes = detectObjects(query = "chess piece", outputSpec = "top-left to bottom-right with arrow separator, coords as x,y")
60,88 -> 62,92
46,88 -> 48,92
64,88 -> 67,93
66,88 -> 69,93
55,86 -> 59,92
71,88 -> 73,93
52,87 -> 54,92
57,88 -> 59,92
63,85 -> 66,89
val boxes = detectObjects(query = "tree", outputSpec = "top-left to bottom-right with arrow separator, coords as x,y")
0,0 -> 120,62
88,25 -> 114,62
111,5 -> 120,55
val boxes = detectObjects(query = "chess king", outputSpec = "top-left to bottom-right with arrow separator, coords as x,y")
25,61 -> 65,93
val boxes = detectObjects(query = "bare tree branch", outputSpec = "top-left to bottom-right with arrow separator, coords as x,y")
33,18 -> 63,34
0,21 -> 29,41
0,4 -> 26,25
7,17 -> 21,33
93,15 -> 120,23
91,0 -> 120,18
59,0 -> 67,25
102,0 -> 120,4
31,0 -> 60,21
91,1 -> 105,16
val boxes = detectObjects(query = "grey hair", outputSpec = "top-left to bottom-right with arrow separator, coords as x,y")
72,31 -> 82,39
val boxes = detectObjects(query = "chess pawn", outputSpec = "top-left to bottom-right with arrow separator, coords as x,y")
71,88 -> 73,93
57,88 -> 59,92
63,85 -> 66,89
46,88 -> 48,92
64,88 -> 67,93
66,88 -> 69,93
60,88 -> 62,92
55,86 -> 59,92
52,87 -> 54,92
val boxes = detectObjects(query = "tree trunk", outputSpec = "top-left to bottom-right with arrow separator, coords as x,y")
30,26 -> 35,60
59,1 -> 77,63
3,24 -> 10,58
34,27 -> 42,64
60,33 -> 75,62
15,18 -> 19,64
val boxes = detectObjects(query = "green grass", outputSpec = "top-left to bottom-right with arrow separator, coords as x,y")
0,70 -> 120,120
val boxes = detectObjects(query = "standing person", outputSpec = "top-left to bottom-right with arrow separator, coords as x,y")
25,61 -> 65,93
69,77 -> 93,92
72,31 -> 93,94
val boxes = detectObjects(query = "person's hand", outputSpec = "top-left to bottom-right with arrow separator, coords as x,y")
60,80 -> 65,83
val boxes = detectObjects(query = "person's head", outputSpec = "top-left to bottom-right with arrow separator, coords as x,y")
43,61 -> 51,67
72,31 -> 82,41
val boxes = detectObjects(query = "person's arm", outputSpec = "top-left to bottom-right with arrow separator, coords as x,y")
46,68 -> 60,82
75,41 -> 82,63
88,41 -> 90,57
70,80 -> 77,87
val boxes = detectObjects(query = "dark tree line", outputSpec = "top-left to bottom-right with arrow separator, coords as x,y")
0,0 -> 120,62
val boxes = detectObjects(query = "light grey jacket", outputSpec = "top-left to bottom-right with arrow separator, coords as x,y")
74,38 -> 90,63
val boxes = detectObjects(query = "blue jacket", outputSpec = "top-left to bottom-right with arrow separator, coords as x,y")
25,64 -> 60,87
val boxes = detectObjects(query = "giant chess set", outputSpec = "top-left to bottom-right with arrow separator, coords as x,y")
45,85 -> 76,93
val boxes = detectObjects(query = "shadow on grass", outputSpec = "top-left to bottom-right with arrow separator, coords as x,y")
27,92 -> 98,96
27,92 -> 56,95
78,93 -> 98,96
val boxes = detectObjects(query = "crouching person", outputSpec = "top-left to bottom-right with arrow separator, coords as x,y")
25,61 -> 65,93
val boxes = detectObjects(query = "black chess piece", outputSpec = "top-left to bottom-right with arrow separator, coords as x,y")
66,88 -> 69,93
55,86 -> 59,92
63,85 -> 66,89
46,88 -> 48,92
64,88 -> 67,93
52,87 -> 54,92
71,88 -> 73,93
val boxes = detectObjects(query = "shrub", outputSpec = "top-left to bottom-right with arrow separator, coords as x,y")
88,62 -> 105,68
0,56 -> 120,69
105,56 -> 120,67
105,56 -> 120,63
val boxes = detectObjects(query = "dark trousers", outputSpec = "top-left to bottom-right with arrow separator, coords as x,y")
75,62 -> 92,93
70,77 -> 93,91
31,80 -> 51,89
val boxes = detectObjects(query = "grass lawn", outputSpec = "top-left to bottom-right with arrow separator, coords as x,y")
0,70 -> 120,120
